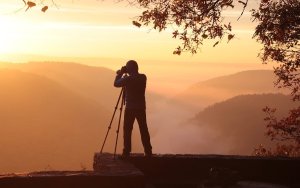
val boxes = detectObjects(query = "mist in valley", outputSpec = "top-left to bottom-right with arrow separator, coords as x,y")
0,61 -> 295,173
146,70 -> 294,155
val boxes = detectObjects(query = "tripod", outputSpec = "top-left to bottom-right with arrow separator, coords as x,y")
100,87 -> 125,159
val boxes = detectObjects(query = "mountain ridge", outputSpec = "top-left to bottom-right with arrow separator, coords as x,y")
0,69 -> 111,173
173,70 -> 286,111
191,93 -> 297,155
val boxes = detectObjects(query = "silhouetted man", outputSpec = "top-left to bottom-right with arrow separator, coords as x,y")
114,60 -> 152,157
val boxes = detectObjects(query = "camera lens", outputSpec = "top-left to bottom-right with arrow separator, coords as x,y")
121,66 -> 127,73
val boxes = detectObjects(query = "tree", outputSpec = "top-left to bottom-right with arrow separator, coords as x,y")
251,0 -> 300,157
252,0 -> 300,101
130,0 -> 245,55
253,106 -> 300,157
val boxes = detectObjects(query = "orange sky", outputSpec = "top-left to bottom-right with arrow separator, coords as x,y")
0,0 -> 275,95
0,0 -> 262,62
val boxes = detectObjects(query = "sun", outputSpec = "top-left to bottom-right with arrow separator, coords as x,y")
0,15 -> 18,54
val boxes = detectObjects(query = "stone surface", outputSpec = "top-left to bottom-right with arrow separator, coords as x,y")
0,153 -> 299,188
93,153 -> 144,177
93,153 -> 300,188
0,171 -> 144,188
0,153 -> 145,188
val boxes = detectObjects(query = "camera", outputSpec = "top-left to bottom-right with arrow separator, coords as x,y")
121,66 -> 127,73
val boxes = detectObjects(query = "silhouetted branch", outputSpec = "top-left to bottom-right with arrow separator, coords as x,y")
237,0 -> 248,20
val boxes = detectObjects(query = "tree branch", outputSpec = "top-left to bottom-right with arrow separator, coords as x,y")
237,0 -> 249,20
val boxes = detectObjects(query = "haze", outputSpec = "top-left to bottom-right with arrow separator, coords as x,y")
0,0 -> 276,95
0,0 -> 294,173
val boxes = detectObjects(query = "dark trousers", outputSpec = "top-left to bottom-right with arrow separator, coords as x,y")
123,109 -> 152,154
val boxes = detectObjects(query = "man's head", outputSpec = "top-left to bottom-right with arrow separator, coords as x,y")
126,60 -> 138,74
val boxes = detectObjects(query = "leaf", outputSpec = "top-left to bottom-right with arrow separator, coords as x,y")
25,1 -> 36,11
132,21 -> 142,28
202,34 -> 208,39
227,34 -> 235,42
221,0 -> 234,8
213,41 -> 219,47
27,1 -> 36,7
173,47 -> 182,55
226,23 -> 232,31
41,6 -> 48,12
238,0 -> 247,6
172,30 -> 179,38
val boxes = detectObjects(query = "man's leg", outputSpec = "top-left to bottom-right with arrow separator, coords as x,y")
136,110 -> 152,156
123,109 -> 135,156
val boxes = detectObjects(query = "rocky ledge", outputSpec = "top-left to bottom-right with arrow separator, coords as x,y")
0,153 -> 299,188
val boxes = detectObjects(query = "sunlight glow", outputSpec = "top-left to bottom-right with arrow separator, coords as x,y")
0,0 -> 263,66
0,16 -> 22,54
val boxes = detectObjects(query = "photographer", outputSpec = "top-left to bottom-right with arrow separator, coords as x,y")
114,60 -> 152,157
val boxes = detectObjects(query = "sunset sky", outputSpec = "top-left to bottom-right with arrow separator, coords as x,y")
0,1 -> 292,169
0,0 -> 274,94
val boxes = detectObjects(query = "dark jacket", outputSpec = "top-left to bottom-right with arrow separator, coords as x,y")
114,73 -> 146,109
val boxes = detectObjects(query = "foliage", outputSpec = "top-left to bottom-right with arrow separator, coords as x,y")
252,0 -> 300,101
253,143 -> 300,157
129,0 -> 250,55
251,0 -> 300,157
263,106 -> 300,143
254,106 -> 300,157
21,0 -> 52,12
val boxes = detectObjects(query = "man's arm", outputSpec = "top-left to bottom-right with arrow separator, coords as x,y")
114,73 -> 128,87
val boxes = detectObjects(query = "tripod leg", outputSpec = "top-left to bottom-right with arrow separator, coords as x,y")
113,88 -> 125,159
100,88 -> 123,154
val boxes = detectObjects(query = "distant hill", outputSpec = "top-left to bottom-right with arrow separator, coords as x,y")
174,70 -> 287,111
0,63 -> 164,173
0,69 -> 113,173
0,62 -> 119,110
190,94 -> 297,155
0,62 -> 164,111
